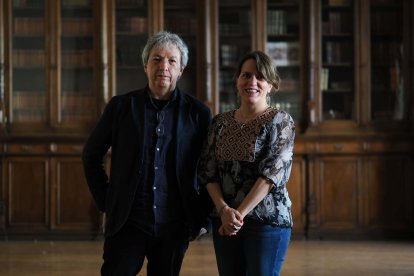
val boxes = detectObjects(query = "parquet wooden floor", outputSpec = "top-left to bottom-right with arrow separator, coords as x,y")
0,237 -> 414,275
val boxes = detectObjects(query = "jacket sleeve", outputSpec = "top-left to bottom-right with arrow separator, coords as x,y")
82,98 -> 117,212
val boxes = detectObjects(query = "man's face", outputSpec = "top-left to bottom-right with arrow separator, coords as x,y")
144,44 -> 183,95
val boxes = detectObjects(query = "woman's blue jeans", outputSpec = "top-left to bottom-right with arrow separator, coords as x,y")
212,218 -> 291,276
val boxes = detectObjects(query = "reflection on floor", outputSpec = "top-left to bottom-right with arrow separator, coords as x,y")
0,237 -> 414,275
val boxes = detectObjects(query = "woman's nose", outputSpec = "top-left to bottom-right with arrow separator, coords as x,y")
249,75 -> 258,84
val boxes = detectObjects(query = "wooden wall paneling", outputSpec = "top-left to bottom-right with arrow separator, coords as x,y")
289,155 -> 306,238
365,155 -> 414,236
53,156 -> 99,232
319,156 -> 361,229
5,157 -> 49,231
308,151 -> 363,238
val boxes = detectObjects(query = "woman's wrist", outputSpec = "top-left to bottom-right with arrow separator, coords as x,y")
217,204 -> 228,216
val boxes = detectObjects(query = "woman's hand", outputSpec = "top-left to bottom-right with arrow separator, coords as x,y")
219,206 -> 244,236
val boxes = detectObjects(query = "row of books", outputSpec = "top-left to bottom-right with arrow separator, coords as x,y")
61,109 -> 94,121
13,92 -> 94,111
370,0 -> 401,5
219,11 -> 251,35
279,79 -> 299,92
322,12 -> 353,34
371,42 -> 402,65
218,71 -> 234,92
13,0 -> 91,8
116,46 -> 144,66
267,10 -> 287,35
61,51 -> 93,67
61,94 -> 94,109
14,18 -> 44,34
326,0 -> 351,7
165,18 -> 197,35
12,109 -> 45,122
220,45 -> 250,67
320,68 -> 330,90
371,66 -> 401,91
371,12 -> 402,34
14,18 -> 92,35
62,19 -> 93,34
324,41 -> 353,64
12,109 -> 94,122
12,50 -> 95,67
13,92 -> 45,108
115,0 -> 145,6
117,17 -> 147,33
13,50 -> 45,66
13,0 -> 43,8
267,42 -> 300,66
320,67 -> 353,90
62,0 -> 91,7
268,100 -> 298,117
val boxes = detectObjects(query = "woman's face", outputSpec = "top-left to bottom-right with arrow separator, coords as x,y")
236,58 -> 272,106
144,44 -> 183,96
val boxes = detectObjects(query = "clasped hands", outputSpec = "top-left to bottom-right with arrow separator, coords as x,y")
219,205 -> 244,236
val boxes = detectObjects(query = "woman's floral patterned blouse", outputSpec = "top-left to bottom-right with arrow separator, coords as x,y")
198,107 -> 295,228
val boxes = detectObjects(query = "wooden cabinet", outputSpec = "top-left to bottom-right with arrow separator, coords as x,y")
2,142 -> 99,238
309,0 -> 412,131
304,0 -> 414,238
307,139 -> 414,238
2,0 -> 102,134
0,0 -> 413,239
307,141 -> 364,237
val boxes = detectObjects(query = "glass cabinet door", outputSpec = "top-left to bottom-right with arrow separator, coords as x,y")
369,0 -> 405,121
11,0 -> 46,123
218,0 -> 252,113
164,0 -> 197,97
320,0 -> 355,121
115,0 -> 148,95
266,0 -> 302,122
60,0 -> 95,123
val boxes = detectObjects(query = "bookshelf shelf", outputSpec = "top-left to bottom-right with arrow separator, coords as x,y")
266,0 -> 302,122
369,0 -> 404,122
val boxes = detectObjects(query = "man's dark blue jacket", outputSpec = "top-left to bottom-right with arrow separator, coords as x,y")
82,87 -> 212,238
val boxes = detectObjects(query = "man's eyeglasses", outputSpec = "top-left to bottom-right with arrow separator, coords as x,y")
156,111 -> 165,137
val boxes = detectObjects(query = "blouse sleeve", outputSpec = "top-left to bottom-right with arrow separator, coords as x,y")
258,111 -> 295,190
198,115 -> 221,187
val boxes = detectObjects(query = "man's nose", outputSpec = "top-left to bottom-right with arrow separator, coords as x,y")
159,59 -> 169,70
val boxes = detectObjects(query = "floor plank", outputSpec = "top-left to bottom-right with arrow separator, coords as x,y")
0,238 -> 414,275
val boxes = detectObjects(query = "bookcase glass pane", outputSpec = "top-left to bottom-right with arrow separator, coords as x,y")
60,0 -> 95,122
321,0 -> 355,121
164,0 -> 197,97
266,0 -> 301,122
115,0 -> 148,95
370,0 -> 404,121
219,0 -> 252,113
12,0 -> 46,123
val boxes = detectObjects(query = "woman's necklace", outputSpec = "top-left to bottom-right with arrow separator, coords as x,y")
235,106 -> 270,127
